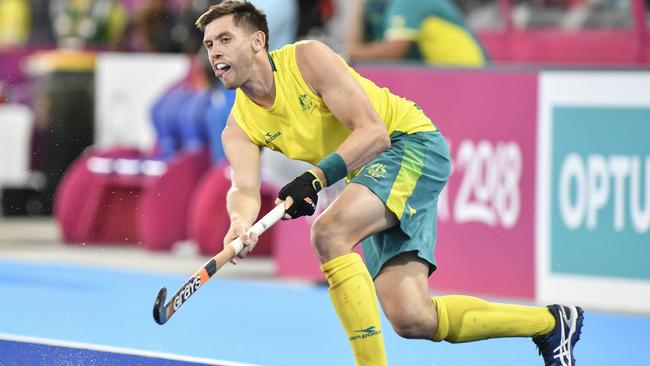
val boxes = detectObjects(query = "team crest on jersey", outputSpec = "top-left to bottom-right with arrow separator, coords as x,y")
298,93 -> 316,114
364,163 -> 387,181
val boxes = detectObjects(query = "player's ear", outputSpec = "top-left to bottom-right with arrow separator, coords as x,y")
251,30 -> 266,52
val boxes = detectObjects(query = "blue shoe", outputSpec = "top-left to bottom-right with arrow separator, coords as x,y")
533,304 -> 584,366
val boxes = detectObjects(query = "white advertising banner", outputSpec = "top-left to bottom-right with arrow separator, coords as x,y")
537,71 -> 650,313
95,53 -> 189,150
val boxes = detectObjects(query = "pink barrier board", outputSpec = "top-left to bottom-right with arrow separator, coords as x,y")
358,68 -> 538,299
272,68 -> 538,299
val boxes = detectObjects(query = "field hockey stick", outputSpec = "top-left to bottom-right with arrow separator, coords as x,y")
153,202 -> 286,325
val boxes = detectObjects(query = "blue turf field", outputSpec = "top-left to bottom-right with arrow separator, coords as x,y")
0,337 -> 253,366
0,260 -> 648,365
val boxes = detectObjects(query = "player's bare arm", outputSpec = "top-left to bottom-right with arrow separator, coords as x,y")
221,112 -> 263,257
348,39 -> 412,61
345,0 -> 411,61
296,40 -> 391,185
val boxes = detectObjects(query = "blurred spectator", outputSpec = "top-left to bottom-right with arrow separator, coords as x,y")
139,0 -> 298,54
294,0 -> 350,52
151,48 -> 235,162
346,0 -> 489,67
170,0 -> 223,54
114,0 -> 298,53
28,0 -> 55,46
511,0 -> 632,29
0,0 -> 30,48
296,0 -> 332,39
0,80 -> 7,102
249,0 -> 298,50
460,0 -> 503,30
118,0 -> 179,52
49,0 -> 127,50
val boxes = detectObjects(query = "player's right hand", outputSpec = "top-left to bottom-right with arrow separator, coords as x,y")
277,171 -> 322,219
223,219 -> 258,264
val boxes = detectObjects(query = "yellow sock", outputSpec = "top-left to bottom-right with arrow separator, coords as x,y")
432,295 -> 556,343
321,253 -> 388,366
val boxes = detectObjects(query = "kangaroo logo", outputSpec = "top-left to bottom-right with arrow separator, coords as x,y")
364,163 -> 387,182
299,93 -> 316,114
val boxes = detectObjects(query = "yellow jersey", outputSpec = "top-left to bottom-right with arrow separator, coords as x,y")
231,42 -> 436,166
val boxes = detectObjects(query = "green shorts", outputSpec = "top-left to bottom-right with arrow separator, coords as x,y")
350,131 -> 451,279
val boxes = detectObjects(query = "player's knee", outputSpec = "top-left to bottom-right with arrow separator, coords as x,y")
387,311 -> 434,340
310,213 -> 349,263
382,298 -> 437,340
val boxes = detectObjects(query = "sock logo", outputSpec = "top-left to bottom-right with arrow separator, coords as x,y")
349,326 -> 382,341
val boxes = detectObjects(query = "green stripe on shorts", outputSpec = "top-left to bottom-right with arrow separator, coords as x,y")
351,131 -> 451,279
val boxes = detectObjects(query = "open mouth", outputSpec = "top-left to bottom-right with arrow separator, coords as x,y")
215,63 -> 231,78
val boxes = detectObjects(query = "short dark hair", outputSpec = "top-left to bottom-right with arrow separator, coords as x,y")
195,1 -> 269,50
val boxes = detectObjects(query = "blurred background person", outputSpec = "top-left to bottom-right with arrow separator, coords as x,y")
346,0 -> 490,66
170,0 -> 224,54
250,0 -> 298,50
118,0 -> 179,52
48,0 -> 127,50
295,0 -> 334,42
27,0 -> 55,46
0,0 -> 30,48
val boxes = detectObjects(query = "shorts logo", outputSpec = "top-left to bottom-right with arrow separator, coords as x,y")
364,163 -> 387,181
349,326 -> 382,341
265,131 -> 282,144
299,93 -> 316,114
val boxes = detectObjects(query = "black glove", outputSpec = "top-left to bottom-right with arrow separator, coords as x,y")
278,171 -> 323,219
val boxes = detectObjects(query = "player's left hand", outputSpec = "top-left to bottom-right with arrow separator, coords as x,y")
224,218 -> 259,264
276,171 -> 322,219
